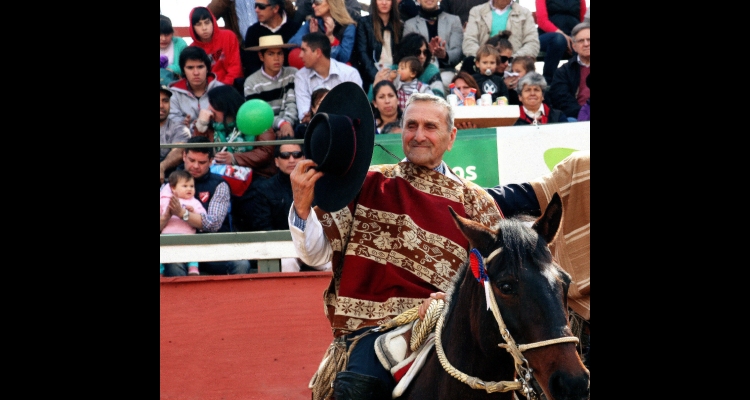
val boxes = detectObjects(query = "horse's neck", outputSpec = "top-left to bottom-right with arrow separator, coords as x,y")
442,280 -> 516,382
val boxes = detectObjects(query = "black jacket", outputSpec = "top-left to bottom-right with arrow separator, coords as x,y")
548,59 -> 584,118
356,16 -> 400,90
247,172 -> 294,232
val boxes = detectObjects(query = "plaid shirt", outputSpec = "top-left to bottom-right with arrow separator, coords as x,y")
396,80 -> 424,110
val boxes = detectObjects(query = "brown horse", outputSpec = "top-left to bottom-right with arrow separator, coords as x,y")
397,193 -> 589,400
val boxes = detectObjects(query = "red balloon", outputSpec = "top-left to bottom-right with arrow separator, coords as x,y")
288,47 -> 304,70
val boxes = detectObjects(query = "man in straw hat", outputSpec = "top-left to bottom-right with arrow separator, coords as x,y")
241,0 -> 301,77
287,82 -> 503,399
243,35 -> 299,138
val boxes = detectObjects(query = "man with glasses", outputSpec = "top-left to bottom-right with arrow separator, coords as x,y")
246,138 -> 332,272
241,0 -> 301,77
548,22 -> 589,121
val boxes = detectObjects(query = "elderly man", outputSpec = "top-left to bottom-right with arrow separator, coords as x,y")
288,84 -> 502,399
549,22 -> 590,120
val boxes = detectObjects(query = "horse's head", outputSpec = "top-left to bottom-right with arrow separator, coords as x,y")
448,193 -> 589,400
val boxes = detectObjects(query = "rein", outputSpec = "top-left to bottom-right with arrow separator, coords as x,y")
432,247 -> 580,399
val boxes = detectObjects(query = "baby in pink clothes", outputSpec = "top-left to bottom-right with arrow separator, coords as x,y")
160,170 -> 207,275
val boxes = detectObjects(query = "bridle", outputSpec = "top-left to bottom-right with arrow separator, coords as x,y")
432,246 -> 580,399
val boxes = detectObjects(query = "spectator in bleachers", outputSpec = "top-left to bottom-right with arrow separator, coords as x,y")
294,87 -> 329,139
462,0 -> 539,69
356,0 -> 403,94
160,84 -> 191,186
513,72 -> 568,126
241,0 -> 301,79
439,0 -> 486,27
293,32 -> 362,122
403,0 -> 464,73
535,0 -> 587,85
369,33 -> 445,100
160,170 -> 207,276
397,0 -> 420,21
450,72 -> 481,129
471,44 -> 509,105
578,73 -> 589,121
289,0 -> 358,65
247,138 -> 332,272
450,71 -> 479,98
394,56 -> 434,109
371,80 -> 402,133
243,35 -> 299,139
192,85 -> 278,181
548,22 -> 589,121
188,6 -> 243,87
293,0 -> 361,25
161,14 -> 188,79
161,136 -> 252,276
506,55 -> 537,105
207,0 -> 257,44
168,46 -> 225,130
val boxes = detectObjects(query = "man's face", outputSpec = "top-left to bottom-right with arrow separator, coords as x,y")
275,144 -> 305,175
184,59 -> 208,88
494,0 -> 513,10
401,100 -> 456,169
183,150 -> 212,178
572,28 -> 590,59
160,91 -> 171,122
260,48 -> 285,76
255,0 -> 277,24
300,42 -> 318,69
193,18 -> 213,42
421,0 -> 438,11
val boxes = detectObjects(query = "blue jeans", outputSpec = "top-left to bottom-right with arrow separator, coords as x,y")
343,327 -> 396,390
162,260 -> 251,276
539,32 -> 569,85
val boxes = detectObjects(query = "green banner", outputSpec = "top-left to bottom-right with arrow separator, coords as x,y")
371,128 -> 499,188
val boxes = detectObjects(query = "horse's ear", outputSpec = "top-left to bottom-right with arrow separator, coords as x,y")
448,206 -> 496,253
532,192 -> 563,245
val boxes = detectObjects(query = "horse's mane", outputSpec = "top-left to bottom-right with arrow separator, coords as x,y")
444,215 -> 553,319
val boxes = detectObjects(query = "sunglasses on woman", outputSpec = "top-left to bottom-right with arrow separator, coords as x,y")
313,0 -> 325,5
278,151 -> 304,159
498,56 -> 514,64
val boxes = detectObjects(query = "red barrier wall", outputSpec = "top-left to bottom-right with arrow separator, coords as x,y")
160,272 -> 333,400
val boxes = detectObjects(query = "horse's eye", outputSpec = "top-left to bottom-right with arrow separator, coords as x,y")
500,283 -> 513,294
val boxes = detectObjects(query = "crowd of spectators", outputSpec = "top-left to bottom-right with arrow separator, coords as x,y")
160,1 -> 590,276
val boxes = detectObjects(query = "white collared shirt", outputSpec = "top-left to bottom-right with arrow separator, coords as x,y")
293,59 -> 363,120
259,12 -> 287,33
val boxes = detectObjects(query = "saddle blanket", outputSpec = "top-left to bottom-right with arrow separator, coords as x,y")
374,321 -> 435,398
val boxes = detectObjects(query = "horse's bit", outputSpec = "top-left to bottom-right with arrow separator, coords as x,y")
432,246 -> 580,400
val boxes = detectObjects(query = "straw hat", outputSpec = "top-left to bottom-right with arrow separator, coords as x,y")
244,35 -> 297,51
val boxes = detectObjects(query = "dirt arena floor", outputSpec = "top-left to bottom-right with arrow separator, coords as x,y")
160,272 -> 334,400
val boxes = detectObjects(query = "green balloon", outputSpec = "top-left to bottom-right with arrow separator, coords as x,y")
236,99 -> 274,136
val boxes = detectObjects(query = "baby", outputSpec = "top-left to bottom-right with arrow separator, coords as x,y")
160,170 -> 207,276
394,56 -> 433,109
471,44 -> 509,104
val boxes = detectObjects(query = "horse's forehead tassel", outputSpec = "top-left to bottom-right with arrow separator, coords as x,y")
469,248 -> 492,310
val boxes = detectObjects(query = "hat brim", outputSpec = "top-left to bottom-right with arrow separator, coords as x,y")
244,43 -> 298,51
304,82 -> 375,212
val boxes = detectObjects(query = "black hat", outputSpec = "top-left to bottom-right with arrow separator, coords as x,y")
304,82 -> 375,212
